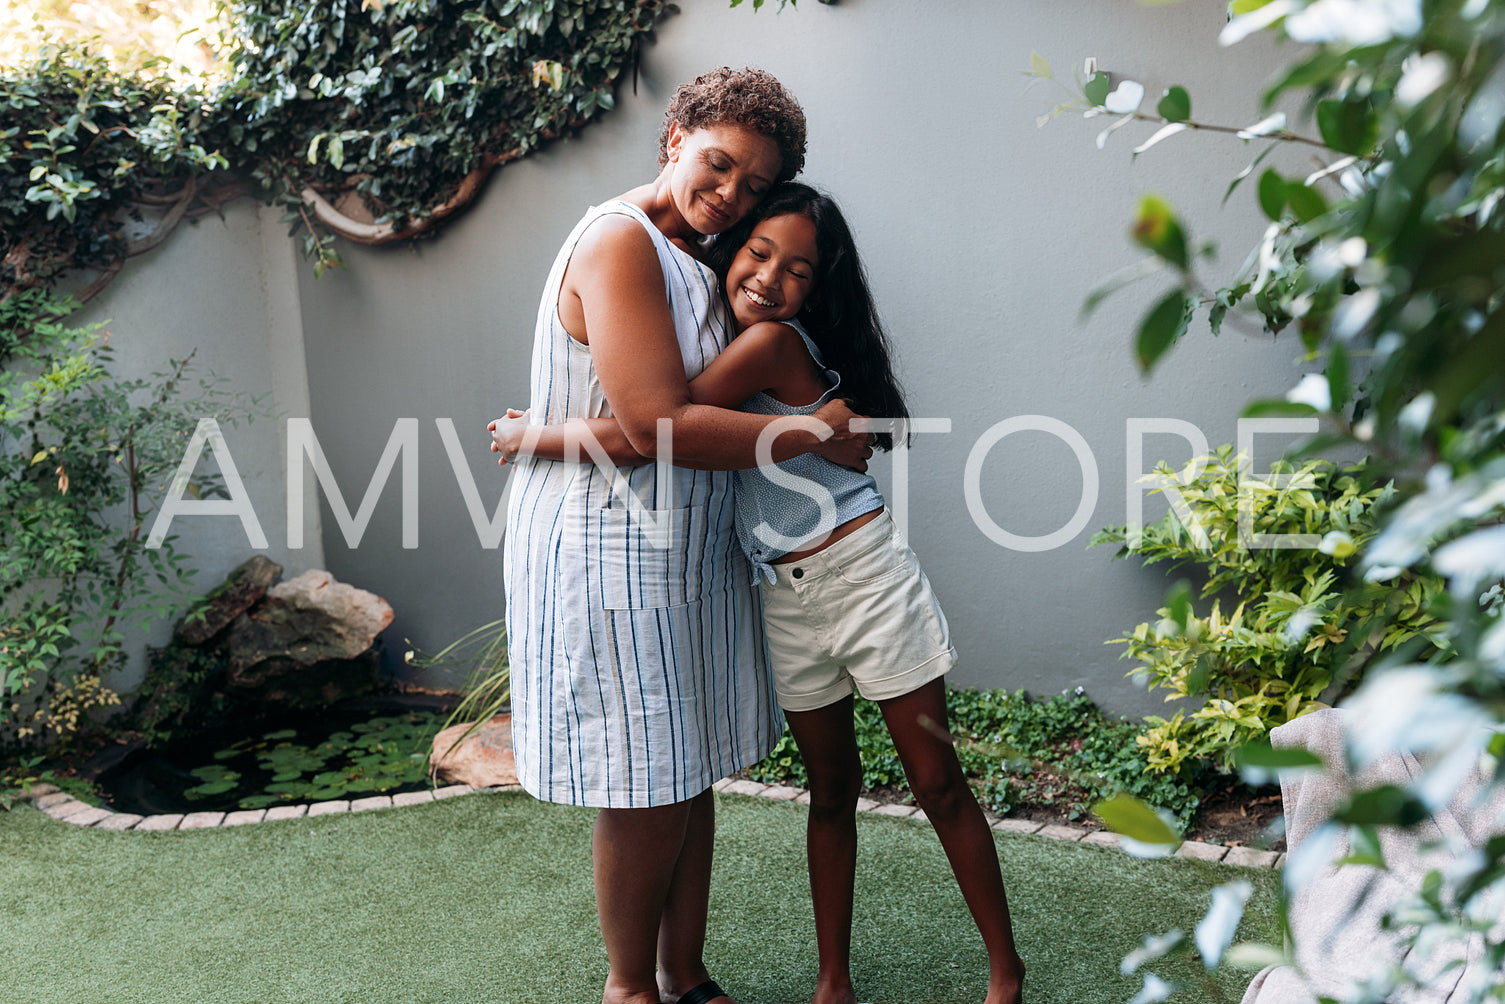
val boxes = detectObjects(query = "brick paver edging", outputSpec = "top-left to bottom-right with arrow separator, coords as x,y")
17,781 -> 516,831
711,779 -> 1284,869
17,779 -> 1284,869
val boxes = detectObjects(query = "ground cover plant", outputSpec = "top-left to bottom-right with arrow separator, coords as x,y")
749,686 -> 1208,833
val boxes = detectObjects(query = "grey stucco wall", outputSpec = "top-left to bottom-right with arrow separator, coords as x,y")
72,201 -> 324,693
289,0 -> 1321,716
83,1 -> 1327,715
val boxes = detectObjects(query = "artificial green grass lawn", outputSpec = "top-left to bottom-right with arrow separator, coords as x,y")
1,792 -> 1277,1004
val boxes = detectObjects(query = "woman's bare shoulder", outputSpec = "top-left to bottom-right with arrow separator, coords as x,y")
564,210 -> 661,295
573,210 -> 652,259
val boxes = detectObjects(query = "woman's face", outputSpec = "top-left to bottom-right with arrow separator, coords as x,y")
664,120 -> 782,236
724,212 -> 818,331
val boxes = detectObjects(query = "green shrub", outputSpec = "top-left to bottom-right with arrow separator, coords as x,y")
749,686 -> 1204,830
1093,446 -> 1447,775
0,292 -> 258,753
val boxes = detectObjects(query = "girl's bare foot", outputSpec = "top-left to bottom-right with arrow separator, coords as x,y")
604,985 -> 665,1004
811,972 -> 858,1004
984,955 -> 1025,1004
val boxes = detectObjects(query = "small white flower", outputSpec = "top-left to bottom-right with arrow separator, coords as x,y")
1220,0 -> 1294,46
1237,112 -> 1287,139
1283,605 -> 1322,643
1338,237 -> 1368,267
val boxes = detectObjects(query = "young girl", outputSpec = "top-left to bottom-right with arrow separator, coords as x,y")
490,184 -> 1025,1004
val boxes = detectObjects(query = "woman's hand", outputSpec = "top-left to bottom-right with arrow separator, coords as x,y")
488,408 -> 530,466
812,398 -> 874,472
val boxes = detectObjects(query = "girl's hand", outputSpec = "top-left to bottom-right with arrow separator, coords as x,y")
812,398 -> 873,472
488,408 -> 530,466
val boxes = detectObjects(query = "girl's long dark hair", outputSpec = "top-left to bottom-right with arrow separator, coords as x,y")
706,182 -> 911,450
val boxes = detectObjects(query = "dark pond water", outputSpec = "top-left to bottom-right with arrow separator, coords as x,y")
98,697 -> 453,815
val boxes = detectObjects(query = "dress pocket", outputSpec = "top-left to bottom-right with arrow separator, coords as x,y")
592,505 -> 705,610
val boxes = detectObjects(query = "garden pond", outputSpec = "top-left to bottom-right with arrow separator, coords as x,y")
97,697 -> 452,815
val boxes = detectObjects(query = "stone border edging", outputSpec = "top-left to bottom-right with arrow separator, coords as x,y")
16,779 -> 1285,869
710,778 -> 1285,870
17,781 -> 522,831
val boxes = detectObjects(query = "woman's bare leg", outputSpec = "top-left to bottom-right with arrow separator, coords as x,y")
879,679 -> 1025,1004
786,696 -> 863,1004
594,799 -> 723,1004
656,789 -> 732,1002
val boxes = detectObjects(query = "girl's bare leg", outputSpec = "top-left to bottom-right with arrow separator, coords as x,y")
656,789 -> 733,1002
879,679 -> 1025,1004
786,696 -> 863,1004
595,799 -> 734,1004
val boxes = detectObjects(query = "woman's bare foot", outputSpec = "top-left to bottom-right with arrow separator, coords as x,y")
657,975 -> 736,1004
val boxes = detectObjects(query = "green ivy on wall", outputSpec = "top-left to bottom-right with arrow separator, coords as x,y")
1,0 -> 675,299
218,0 -> 673,273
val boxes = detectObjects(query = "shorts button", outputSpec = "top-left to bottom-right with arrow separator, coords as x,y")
792,568 -> 804,579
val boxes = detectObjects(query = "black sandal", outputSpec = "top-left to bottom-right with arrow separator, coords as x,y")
677,980 -> 729,1004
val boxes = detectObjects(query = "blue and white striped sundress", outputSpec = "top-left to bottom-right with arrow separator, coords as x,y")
503,200 -> 782,808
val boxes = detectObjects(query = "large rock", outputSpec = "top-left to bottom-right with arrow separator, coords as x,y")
430,715 -> 517,788
174,555 -> 282,646
223,570 -> 394,706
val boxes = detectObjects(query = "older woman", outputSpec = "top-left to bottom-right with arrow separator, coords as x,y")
499,67 -> 867,1004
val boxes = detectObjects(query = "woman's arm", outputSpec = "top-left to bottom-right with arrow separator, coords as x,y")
562,217 -> 867,469
489,320 -> 825,467
489,410 -> 647,467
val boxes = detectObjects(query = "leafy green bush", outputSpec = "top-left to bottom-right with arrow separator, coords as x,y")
1093,447 -> 1446,775
748,686 -> 1204,829
0,292 -> 257,753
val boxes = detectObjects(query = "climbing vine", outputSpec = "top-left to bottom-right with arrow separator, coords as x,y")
216,0 -> 672,274
1,0 -> 675,300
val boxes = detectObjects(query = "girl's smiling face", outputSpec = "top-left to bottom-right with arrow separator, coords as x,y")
724,212 -> 819,331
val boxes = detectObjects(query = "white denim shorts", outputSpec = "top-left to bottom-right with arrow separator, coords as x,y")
758,508 -> 956,712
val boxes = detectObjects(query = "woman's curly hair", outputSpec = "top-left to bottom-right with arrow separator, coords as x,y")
657,66 -> 806,184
